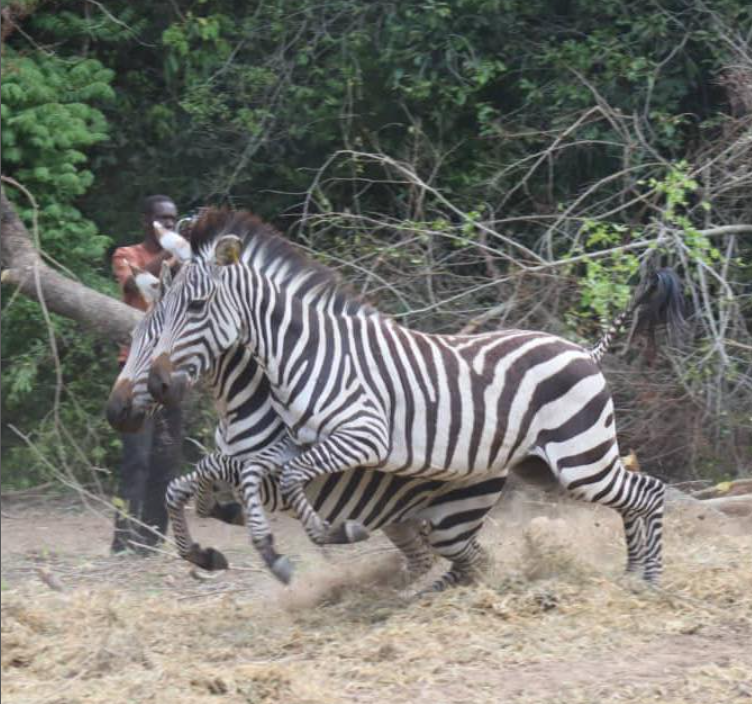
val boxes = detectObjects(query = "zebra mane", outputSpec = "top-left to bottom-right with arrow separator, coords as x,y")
189,207 -> 374,315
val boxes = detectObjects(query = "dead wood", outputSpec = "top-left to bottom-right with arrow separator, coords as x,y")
692,478 -> 752,500
1,189 -> 142,343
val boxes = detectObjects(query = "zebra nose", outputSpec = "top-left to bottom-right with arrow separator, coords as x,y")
106,380 -> 145,432
106,393 -> 130,430
147,356 -> 173,403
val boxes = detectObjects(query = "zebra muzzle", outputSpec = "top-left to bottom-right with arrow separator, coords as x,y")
106,379 -> 146,433
147,353 -> 189,405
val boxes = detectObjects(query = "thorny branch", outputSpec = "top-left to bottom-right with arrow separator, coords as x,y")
297,68 -> 751,475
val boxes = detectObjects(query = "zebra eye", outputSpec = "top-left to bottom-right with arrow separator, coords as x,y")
187,298 -> 207,313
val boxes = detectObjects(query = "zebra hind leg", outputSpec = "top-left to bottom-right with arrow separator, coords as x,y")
422,537 -> 490,594
641,477 -> 666,584
560,456 -> 666,585
610,474 -> 665,584
616,481 -> 664,583
382,521 -> 435,584
419,512 -> 490,593
165,453 -> 234,571
414,482 -> 502,594
195,479 -> 246,526
621,511 -> 647,575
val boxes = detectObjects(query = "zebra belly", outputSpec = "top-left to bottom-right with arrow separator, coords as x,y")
264,469 -> 499,532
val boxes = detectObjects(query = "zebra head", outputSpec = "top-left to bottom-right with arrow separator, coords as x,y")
147,206 -> 358,406
148,236 -> 248,405
106,263 -> 182,432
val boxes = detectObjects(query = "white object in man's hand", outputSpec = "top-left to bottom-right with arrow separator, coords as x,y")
154,221 -> 192,262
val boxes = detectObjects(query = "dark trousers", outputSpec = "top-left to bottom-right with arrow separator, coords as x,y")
112,404 -> 182,553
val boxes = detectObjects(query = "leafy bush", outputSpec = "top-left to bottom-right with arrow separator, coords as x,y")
2,43 -> 118,488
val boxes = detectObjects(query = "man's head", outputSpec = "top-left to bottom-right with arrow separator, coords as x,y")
141,195 -> 177,245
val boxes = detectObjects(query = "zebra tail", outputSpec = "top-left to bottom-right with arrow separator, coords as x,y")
590,268 -> 686,365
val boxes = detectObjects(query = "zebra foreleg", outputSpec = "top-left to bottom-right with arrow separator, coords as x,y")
165,452 -> 234,571
207,499 -> 246,526
319,519 -> 371,544
278,433 -> 384,546
238,462 -> 294,585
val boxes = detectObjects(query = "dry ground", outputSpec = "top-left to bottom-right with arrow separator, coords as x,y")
2,485 -> 751,704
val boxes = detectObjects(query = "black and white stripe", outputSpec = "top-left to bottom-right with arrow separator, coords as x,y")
167,448 -> 505,589
108,269 -> 508,590
149,209 -> 684,585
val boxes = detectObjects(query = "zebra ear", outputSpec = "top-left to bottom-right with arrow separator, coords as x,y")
214,235 -> 242,266
158,261 -> 173,300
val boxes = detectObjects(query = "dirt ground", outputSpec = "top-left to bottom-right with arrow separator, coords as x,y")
2,485 -> 751,704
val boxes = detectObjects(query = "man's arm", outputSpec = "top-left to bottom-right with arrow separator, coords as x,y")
143,249 -> 174,276
112,249 -> 140,299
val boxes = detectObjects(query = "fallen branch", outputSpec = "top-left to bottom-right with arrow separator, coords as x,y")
692,478 -> 752,500
1,188 -> 142,343
0,481 -> 56,498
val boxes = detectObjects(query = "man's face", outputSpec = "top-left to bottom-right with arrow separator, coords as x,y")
145,200 -> 178,237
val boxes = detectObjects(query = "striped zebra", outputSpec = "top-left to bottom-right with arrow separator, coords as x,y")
107,261 -> 508,591
147,208 -> 685,584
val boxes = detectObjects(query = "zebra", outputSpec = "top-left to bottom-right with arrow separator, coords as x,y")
107,258 -> 509,591
147,208 -> 685,585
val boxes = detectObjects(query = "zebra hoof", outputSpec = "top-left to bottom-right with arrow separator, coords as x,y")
188,544 -> 230,571
403,558 -> 436,583
416,581 -> 449,597
271,555 -> 294,585
325,520 -> 370,544
343,519 -> 370,543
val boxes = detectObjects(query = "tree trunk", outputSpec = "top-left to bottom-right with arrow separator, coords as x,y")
1,189 -> 142,343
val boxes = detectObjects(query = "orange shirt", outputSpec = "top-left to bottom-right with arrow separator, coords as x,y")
113,243 -> 162,362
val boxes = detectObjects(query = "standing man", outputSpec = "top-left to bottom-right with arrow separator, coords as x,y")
110,195 -> 183,554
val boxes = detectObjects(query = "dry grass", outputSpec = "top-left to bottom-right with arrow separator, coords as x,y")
2,492 -> 751,704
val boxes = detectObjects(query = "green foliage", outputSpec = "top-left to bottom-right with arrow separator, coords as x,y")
1,35 -> 119,488
1,50 -> 114,274
577,223 -> 641,321
647,162 -> 722,265
568,160 -> 729,336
